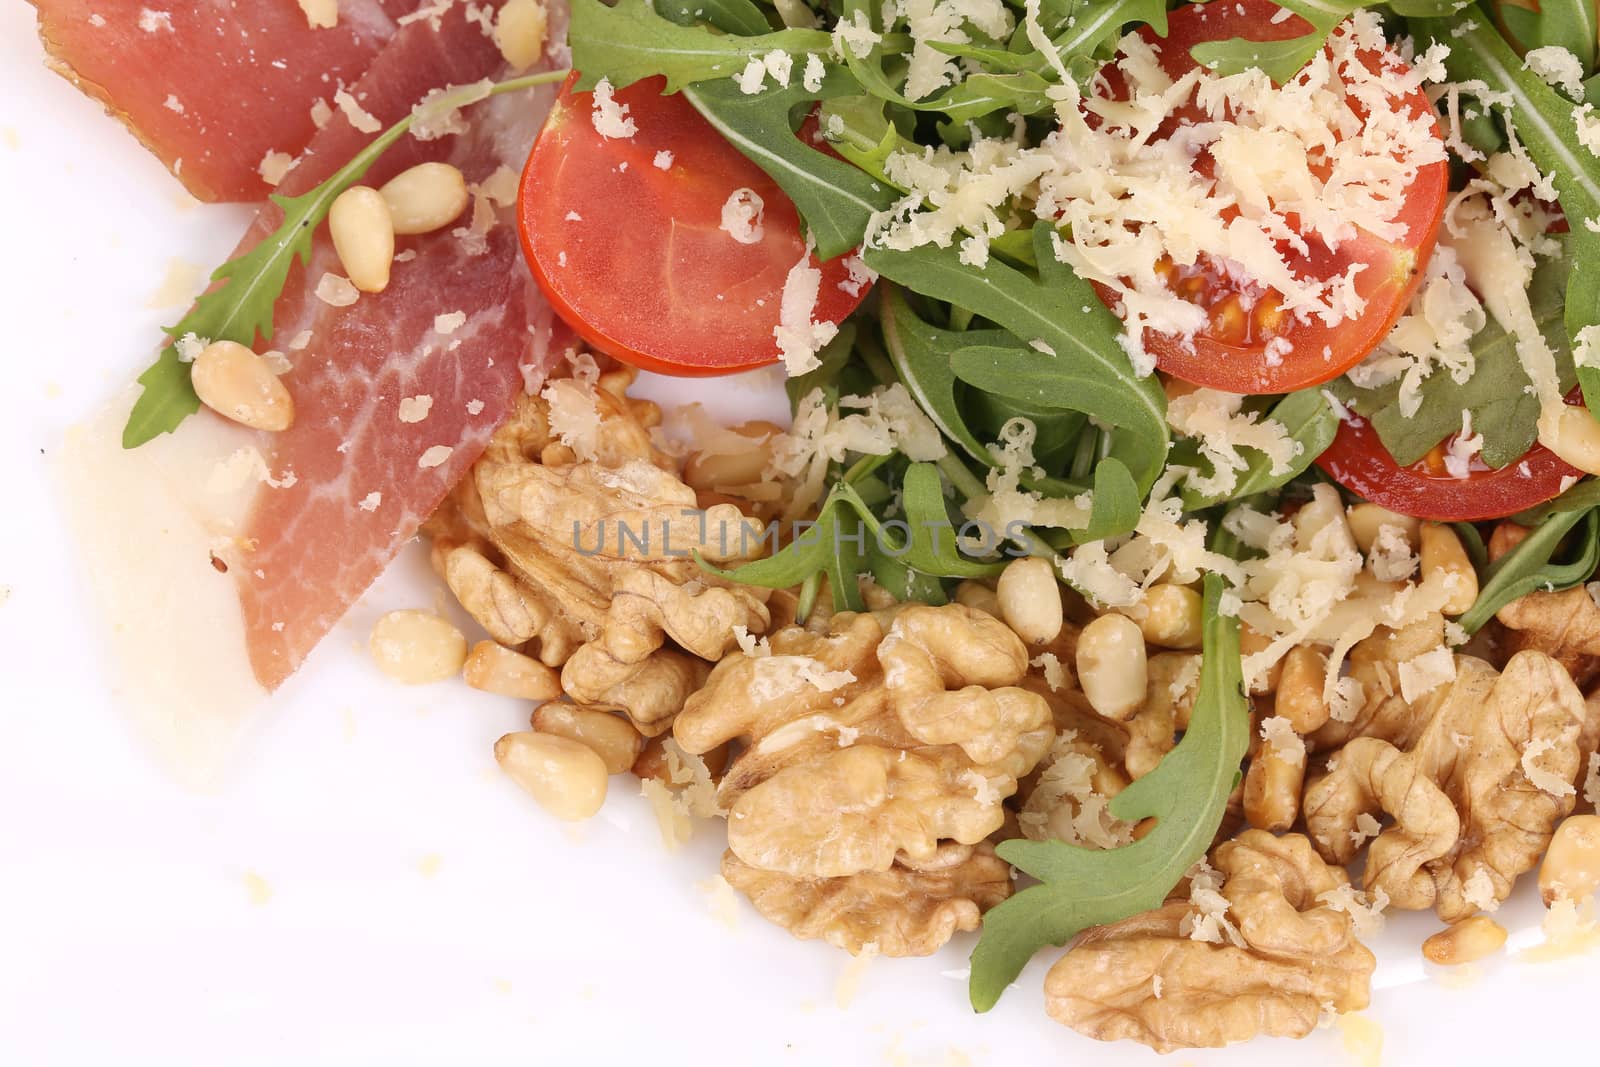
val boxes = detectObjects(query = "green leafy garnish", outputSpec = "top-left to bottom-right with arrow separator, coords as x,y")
1176,389 -> 1342,510
123,70 -> 570,449
1491,0 -> 1598,73
684,71 -> 899,261
1330,244 -> 1575,468
1457,506 -> 1600,633
879,285 -> 1005,464
867,223 -> 1170,494
568,0 -> 829,92
969,572 -> 1250,1011
656,0 -> 773,37
1418,10 -> 1600,414
1189,0 -> 1365,81
705,463 -> 1005,609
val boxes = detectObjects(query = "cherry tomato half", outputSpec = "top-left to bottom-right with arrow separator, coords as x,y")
1088,0 -> 1450,394
519,75 -> 869,375
1316,400 -> 1583,521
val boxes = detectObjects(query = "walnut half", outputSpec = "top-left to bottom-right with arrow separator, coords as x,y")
1044,831 -> 1376,1053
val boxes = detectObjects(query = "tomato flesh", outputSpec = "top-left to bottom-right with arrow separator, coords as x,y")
1088,0 -> 1450,394
519,75 -> 868,376
1316,404 -> 1581,521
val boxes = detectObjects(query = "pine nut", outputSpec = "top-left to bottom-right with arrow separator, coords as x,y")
495,0 -> 549,70
1420,523 -> 1478,615
1488,521 -> 1530,562
1244,707 -> 1305,832
1539,814 -> 1600,906
683,423 -> 781,493
369,610 -> 467,684
463,641 -> 561,701
1136,583 -> 1202,649
494,731 -> 608,821
1076,613 -> 1148,721
997,557 -> 1064,645
1422,915 -> 1508,966
380,162 -> 470,235
1539,404 -> 1600,476
533,704 -> 643,775
1346,503 -> 1420,555
1276,646 -> 1330,733
329,186 -> 395,293
1240,624 -> 1282,694
191,340 -> 295,432
954,580 -> 1001,617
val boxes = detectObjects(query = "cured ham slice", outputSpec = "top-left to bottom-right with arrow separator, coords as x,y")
228,6 -> 569,688
29,0 -> 412,202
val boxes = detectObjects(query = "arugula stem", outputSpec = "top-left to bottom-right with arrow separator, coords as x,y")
935,452 -> 987,501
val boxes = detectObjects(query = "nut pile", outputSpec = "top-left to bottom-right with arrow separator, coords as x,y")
399,367 -> 1600,1053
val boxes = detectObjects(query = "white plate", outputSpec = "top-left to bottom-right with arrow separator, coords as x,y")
0,8 -> 1593,1065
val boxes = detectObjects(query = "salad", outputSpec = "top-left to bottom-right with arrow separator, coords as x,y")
35,0 -> 1600,1054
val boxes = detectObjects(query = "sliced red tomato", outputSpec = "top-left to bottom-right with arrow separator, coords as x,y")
1316,402 -> 1582,521
519,75 -> 868,376
1088,0 -> 1451,394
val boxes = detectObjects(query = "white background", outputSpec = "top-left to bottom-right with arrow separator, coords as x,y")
1,4 -> 1596,1064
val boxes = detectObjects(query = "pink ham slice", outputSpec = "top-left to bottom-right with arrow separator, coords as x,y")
206,6 -> 568,688
30,0 -> 413,202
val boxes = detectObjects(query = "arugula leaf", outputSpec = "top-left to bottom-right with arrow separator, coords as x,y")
122,70 -> 569,449
867,223 -> 1169,493
705,465 -> 1005,603
684,71 -> 898,260
1076,457 -> 1142,542
1332,244 -> 1575,468
1176,389 -> 1341,510
814,94 -> 919,190
879,285 -> 1002,463
1456,507 -> 1600,633
1492,0 -> 1598,73
1517,476 -> 1600,523
656,0 -> 773,36
969,572 -> 1250,1011
1418,11 -> 1600,394
1188,0 -> 1417,80
568,0 -> 829,92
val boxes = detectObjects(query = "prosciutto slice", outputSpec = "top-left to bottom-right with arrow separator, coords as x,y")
223,5 -> 569,688
30,0 -> 413,202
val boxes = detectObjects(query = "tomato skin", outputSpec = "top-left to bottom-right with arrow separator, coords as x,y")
1315,408 -> 1580,522
1089,0 -> 1450,395
519,75 -> 868,376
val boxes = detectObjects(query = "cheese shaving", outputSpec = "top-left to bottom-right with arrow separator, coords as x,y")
1522,736 -> 1578,798
590,78 -> 637,139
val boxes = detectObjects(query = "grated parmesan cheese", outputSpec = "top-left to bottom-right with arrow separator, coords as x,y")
652,150 -> 674,170
1461,866 -> 1500,913
1524,45 -> 1586,101
315,273 -> 360,308
830,9 -> 882,60
1180,859 -> 1246,947
1350,811 -> 1383,851
138,9 -> 173,33
1397,645 -> 1455,702
869,12 -> 1448,372
1166,389 -> 1300,498
397,395 -> 434,424
434,311 -> 467,335
1318,883 -> 1388,937
163,94 -> 185,115
358,492 -> 382,512
541,378 -> 603,460
1368,523 -> 1419,582
590,78 -> 637,139
258,151 -> 294,187
1030,652 -> 1070,692
773,241 -> 839,375
1259,715 -> 1306,764
333,87 -> 382,134
417,445 -> 454,470
1522,736 -> 1578,798
802,52 -> 826,93
719,188 -> 766,245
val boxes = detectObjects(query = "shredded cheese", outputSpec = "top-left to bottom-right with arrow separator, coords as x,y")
719,188 -> 766,245
590,78 -> 637,139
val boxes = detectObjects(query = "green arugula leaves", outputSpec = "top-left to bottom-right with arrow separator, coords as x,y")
969,572 -> 1250,1010
1175,389 -> 1342,510
684,72 -> 898,260
1457,506 -> 1600,633
122,70 -> 570,449
1190,0 -> 1366,81
1332,245 -> 1576,469
867,224 -> 1170,494
705,462 -> 1006,612
569,0 -> 829,92
1418,10 -> 1600,416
